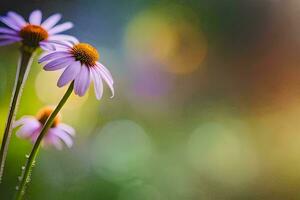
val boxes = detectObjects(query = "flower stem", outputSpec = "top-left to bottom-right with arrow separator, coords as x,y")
0,48 -> 35,182
15,82 -> 74,200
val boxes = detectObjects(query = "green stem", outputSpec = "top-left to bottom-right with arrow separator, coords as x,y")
15,82 -> 74,200
0,48 -> 35,182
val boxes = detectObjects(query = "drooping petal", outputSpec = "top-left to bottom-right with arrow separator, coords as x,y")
0,16 -> 21,30
74,65 -> 91,96
95,65 -> 114,97
43,57 -> 75,71
52,128 -> 73,148
13,116 -> 36,128
57,61 -> 81,87
0,27 -> 18,35
57,123 -> 75,136
48,34 -> 79,44
29,10 -> 42,25
41,13 -> 61,30
48,22 -> 73,35
43,130 -> 63,150
15,119 -> 41,139
7,11 -> 26,27
96,62 -> 113,82
39,51 -> 71,63
90,67 -> 103,100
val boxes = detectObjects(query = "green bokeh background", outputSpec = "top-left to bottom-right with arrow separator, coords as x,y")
1,0 -> 300,199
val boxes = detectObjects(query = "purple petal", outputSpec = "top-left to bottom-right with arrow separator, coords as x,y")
96,62 -> 114,84
45,40 -> 73,48
0,39 -> 21,46
44,130 -> 63,150
16,119 -> 41,139
29,10 -> 42,25
41,13 -> 61,30
96,62 -> 113,80
90,67 -> 103,100
52,128 -> 74,148
39,41 -> 56,51
74,65 -> 91,96
57,123 -> 75,136
13,116 -> 36,128
39,51 -> 71,63
7,11 -> 26,27
48,34 -> 79,44
58,61 -> 81,87
95,66 -> 114,98
48,22 -> 73,35
0,16 -> 21,30
43,57 -> 75,71
0,27 -> 18,35
0,35 -> 21,40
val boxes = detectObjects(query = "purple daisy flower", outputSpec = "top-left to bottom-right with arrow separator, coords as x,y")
14,107 -> 75,150
0,10 -> 77,50
38,41 -> 114,100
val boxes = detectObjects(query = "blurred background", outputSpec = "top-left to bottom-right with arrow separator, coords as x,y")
0,0 -> 300,199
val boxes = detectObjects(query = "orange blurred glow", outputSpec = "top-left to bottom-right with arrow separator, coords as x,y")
124,6 -> 207,74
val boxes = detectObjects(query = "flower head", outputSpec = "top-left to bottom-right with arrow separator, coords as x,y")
14,106 -> 75,150
0,10 -> 77,51
38,40 -> 114,100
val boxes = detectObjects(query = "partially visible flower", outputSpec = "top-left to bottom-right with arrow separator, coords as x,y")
38,40 -> 114,100
0,10 -> 77,51
14,107 -> 75,150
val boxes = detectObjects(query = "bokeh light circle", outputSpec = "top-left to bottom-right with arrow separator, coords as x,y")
124,5 -> 207,75
90,120 -> 153,182
187,122 -> 259,188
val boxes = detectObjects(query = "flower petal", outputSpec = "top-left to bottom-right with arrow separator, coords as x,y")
0,35 -> 21,40
74,65 -> 91,96
57,123 -> 75,136
90,67 -> 103,100
15,119 -> 41,139
41,13 -> 61,30
29,10 -> 42,25
44,130 -> 63,150
95,65 -> 114,98
0,27 -> 18,35
39,51 -> 71,63
13,116 -> 36,128
48,22 -> 73,35
39,41 -> 56,51
7,11 -> 26,27
57,61 -> 81,87
0,16 -> 21,30
48,34 -> 79,44
43,57 -> 75,71
52,128 -> 74,148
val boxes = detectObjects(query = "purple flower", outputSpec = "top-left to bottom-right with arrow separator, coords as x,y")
14,107 -> 75,150
0,10 -> 77,49
39,41 -> 114,100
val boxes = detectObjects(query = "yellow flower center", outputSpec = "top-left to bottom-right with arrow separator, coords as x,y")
71,43 -> 100,67
19,24 -> 49,48
36,107 -> 61,128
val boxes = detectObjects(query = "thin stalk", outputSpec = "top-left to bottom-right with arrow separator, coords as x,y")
0,48 -> 35,182
15,82 -> 74,200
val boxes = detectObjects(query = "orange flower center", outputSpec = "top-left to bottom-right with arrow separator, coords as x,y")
71,43 -> 99,67
36,107 -> 60,128
19,24 -> 49,48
